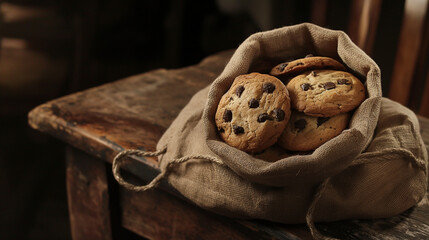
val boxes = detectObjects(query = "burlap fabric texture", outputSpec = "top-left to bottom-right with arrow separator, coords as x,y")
112,23 -> 428,238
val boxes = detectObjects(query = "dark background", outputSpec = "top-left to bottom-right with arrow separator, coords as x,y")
0,0 -> 406,239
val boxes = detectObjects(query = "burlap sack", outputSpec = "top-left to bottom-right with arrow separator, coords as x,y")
113,23 -> 428,237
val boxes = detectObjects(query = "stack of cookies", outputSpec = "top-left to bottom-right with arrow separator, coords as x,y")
215,55 -> 366,153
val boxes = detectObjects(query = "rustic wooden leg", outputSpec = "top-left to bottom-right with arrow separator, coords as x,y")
66,146 -> 112,240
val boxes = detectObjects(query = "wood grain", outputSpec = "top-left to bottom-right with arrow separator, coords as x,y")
66,147 -> 112,240
389,0 -> 429,105
28,50 -> 233,168
310,0 -> 328,27
347,0 -> 382,55
419,69 -> 429,118
120,186 -> 276,240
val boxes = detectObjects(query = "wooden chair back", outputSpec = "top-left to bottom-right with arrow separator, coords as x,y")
311,0 -> 429,117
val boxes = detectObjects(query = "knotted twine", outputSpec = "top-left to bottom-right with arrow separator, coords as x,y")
112,148 -> 336,240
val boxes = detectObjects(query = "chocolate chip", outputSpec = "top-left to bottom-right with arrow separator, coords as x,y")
273,109 -> 285,121
257,113 -> 273,122
305,54 -> 314,58
323,82 -> 336,90
249,98 -> 259,108
278,63 -> 288,72
337,79 -> 351,85
310,71 -> 317,77
263,82 -> 276,93
233,125 -> 244,134
223,110 -> 232,122
317,117 -> 330,127
235,85 -> 245,97
301,83 -> 311,91
218,128 -> 225,133
294,119 -> 307,132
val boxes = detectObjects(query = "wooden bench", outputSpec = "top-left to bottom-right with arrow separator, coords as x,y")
29,50 -> 429,239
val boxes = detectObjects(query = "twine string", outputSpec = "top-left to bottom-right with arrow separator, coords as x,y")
112,147 -> 224,192
305,177 -> 339,240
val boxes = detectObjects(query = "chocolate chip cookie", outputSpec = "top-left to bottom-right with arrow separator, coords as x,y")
269,56 -> 346,77
278,110 -> 349,151
286,70 -> 366,117
215,73 -> 291,153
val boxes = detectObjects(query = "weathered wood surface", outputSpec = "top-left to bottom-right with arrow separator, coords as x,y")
66,146 -> 112,240
29,50 -> 429,239
28,50 -> 233,168
120,185 -> 279,240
